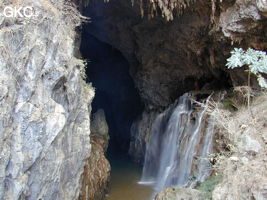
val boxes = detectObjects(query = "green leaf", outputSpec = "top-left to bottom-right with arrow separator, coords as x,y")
242,48 -> 259,65
257,75 -> 267,88
226,48 -> 245,69
226,47 -> 267,76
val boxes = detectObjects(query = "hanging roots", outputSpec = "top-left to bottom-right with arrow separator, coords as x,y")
138,0 -> 196,21
82,0 -> 196,21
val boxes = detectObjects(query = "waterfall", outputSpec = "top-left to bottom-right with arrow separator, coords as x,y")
138,93 -> 215,194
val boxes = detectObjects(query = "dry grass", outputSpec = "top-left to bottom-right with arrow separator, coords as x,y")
0,0 -> 87,25
0,0 -> 89,83
206,90 -> 267,199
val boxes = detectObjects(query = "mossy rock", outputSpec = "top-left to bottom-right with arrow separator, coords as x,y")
196,175 -> 222,200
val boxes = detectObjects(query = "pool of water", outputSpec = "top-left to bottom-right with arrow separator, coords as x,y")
107,151 -> 154,200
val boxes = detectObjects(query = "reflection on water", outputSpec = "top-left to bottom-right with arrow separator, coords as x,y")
107,151 -> 154,200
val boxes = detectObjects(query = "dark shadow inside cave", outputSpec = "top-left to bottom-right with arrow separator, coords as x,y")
80,31 -> 144,153
78,3 -> 234,199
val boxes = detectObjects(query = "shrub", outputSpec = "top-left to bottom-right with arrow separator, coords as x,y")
226,48 -> 267,88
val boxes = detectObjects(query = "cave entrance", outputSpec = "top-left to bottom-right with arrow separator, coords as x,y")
80,32 -> 143,152
80,27 -> 154,200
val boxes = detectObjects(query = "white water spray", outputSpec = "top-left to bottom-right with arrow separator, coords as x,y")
139,94 -> 215,194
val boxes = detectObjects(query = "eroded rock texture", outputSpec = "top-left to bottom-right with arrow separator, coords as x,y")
79,136 -> 110,200
90,109 -> 109,143
79,109 -> 110,200
211,0 -> 267,86
216,0 -> 267,40
0,1 -> 94,199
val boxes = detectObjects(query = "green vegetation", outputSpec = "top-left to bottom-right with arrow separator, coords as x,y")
226,48 -> 267,110
197,175 -> 222,200
226,48 -> 267,89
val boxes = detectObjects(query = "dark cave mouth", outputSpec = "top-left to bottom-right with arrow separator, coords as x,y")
78,0 -> 233,155
80,32 -> 144,152
78,31 -> 232,154
76,2 -> 237,199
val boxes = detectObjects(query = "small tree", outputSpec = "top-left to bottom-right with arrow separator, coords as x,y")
226,48 -> 267,109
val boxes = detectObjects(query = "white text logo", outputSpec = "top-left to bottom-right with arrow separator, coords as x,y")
3,6 -> 35,18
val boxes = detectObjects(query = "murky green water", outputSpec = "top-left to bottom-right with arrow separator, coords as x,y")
107,152 -> 154,200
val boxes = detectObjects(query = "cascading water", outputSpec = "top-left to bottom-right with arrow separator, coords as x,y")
138,93 -> 215,194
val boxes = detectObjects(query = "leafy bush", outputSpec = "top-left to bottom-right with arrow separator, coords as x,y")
226,48 -> 267,88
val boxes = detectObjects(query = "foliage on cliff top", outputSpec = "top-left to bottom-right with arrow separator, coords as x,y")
226,48 -> 267,88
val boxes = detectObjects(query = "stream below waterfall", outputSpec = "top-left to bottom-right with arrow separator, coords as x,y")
107,150 -> 154,200
106,93 -> 214,200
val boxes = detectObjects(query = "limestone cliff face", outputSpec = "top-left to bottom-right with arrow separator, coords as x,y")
0,1 -> 94,199
215,0 -> 267,41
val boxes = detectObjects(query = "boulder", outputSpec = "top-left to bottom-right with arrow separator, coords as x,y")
155,187 -> 205,200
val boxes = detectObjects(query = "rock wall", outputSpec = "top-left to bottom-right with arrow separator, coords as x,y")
0,1 -> 94,199
210,0 -> 267,86
90,109 -> 110,143
215,0 -> 267,41
79,109 -> 110,200
129,110 -> 159,163
79,135 -> 110,200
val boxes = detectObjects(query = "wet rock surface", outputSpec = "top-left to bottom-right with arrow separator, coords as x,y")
129,110 -> 159,163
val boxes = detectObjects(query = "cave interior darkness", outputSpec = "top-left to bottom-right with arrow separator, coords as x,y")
80,30 -> 144,153
79,32 -> 231,156
78,1 -> 232,157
